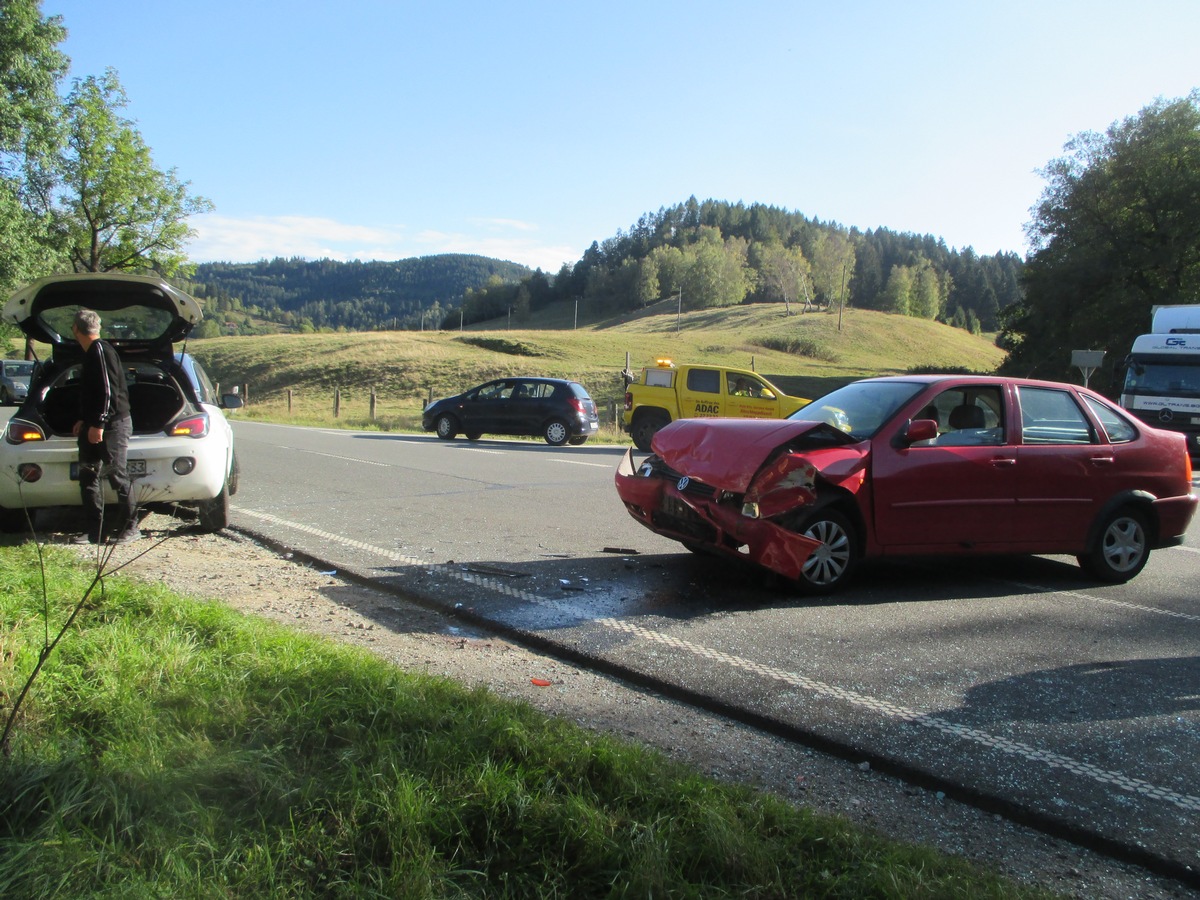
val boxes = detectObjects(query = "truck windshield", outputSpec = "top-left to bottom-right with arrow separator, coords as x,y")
1124,360 -> 1200,394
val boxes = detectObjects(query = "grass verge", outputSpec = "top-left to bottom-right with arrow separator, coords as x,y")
0,544 -> 1053,898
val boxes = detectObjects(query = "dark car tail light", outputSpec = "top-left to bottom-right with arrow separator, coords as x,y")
169,412 -> 210,438
568,397 -> 586,416
5,420 -> 45,444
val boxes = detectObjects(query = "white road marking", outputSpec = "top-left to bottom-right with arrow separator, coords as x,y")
292,449 -> 392,467
234,505 -> 1200,814
1010,581 -> 1200,623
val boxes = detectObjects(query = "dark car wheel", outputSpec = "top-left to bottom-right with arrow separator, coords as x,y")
435,414 -> 459,440
198,485 -> 231,532
794,509 -> 858,594
544,419 -> 570,446
631,411 -> 670,453
568,436 -> 588,446
227,451 -> 240,496
1078,507 -> 1149,582
466,432 -> 483,441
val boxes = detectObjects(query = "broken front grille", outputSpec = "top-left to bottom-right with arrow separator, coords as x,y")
654,491 -> 718,544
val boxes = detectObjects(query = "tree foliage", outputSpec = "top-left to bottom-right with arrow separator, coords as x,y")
0,0 -> 66,290
752,240 -> 813,313
0,5 -> 209,283
555,197 -> 1019,332
44,69 -> 212,274
999,91 -> 1200,387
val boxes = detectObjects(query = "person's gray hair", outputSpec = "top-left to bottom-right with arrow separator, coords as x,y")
74,308 -> 101,335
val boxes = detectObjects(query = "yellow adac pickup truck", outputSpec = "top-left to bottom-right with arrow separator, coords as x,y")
621,359 -> 810,451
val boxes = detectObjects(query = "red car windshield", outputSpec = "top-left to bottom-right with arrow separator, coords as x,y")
788,381 -> 925,440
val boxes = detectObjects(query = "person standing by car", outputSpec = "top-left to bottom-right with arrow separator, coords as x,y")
71,309 -> 139,544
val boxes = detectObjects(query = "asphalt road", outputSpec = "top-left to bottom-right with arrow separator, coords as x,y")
219,420 -> 1199,885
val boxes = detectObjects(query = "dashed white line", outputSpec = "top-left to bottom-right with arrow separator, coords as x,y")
235,505 -> 1200,813
295,449 -> 393,466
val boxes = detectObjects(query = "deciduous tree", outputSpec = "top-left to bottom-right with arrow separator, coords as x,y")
1000,92 -> 1200,385
0,0 -> 66,289
808,229 -> 856,311
754,240 -> 813,314
44,68 -> 212,274
679,227 -> 752,309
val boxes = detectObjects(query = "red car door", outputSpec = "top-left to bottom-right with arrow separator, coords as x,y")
870,385 -> 1018,552
1010,384 -> 1111,549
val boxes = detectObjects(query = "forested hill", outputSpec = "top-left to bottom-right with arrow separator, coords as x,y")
183,199 -> 1025,338
185,255 -> 532,335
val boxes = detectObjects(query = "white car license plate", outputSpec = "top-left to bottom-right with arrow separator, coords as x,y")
70,459 -> 147,479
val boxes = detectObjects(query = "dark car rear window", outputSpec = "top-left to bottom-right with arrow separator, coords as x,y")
566,382 -> 593,400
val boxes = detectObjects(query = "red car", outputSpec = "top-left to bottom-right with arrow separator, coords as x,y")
615,375 -> 1197,594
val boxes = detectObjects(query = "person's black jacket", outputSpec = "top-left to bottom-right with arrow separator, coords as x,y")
78,339 -> 130,429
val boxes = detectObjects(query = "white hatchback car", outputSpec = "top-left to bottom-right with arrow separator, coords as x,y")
0,273 -> 242,533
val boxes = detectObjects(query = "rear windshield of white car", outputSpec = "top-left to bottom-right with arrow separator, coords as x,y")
40,305 -> 177,343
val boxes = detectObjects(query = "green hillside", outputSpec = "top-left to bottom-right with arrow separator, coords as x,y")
189,303 -> 1005,429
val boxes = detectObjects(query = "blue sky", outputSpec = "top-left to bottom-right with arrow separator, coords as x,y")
44,1 -> 1200,273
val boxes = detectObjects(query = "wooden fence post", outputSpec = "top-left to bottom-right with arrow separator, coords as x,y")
370,389 -> 377,420
334,388 -> 340,418
287,389 -> 292,413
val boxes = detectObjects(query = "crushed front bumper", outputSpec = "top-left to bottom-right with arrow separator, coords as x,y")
614,448 -> 820,581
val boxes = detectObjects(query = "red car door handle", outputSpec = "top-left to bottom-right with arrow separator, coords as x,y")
991,457 -> 1017,466
1090,456 -> 1115,466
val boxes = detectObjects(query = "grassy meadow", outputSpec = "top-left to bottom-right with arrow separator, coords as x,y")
0,545 -> 1051,899
189,303 -> 1006,434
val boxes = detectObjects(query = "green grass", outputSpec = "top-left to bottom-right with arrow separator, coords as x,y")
190,303 -> 1005,435
0,544 -> 1055,899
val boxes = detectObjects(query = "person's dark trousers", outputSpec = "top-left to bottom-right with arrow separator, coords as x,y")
77,415 -> 136,538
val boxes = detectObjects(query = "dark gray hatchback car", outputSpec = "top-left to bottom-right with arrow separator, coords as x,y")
0,359 -> 35,405
422,377 -> 600,446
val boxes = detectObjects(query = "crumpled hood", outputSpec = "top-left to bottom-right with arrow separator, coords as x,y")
650,417 -> 854,491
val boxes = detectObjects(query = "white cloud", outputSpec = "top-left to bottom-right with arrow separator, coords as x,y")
187,213 -> 578,273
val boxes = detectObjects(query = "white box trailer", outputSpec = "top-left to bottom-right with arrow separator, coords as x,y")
1151,304 -> 1200,334
1120,306 -> 1200,458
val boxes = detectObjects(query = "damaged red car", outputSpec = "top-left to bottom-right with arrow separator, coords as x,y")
615,375 -> 1197,594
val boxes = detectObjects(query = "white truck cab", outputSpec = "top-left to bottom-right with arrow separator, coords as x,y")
1120,305 -> 1200,458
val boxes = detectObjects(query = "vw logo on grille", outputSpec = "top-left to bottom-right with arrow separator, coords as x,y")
677,476 -> 690,491
1158,408 -> 1174,423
